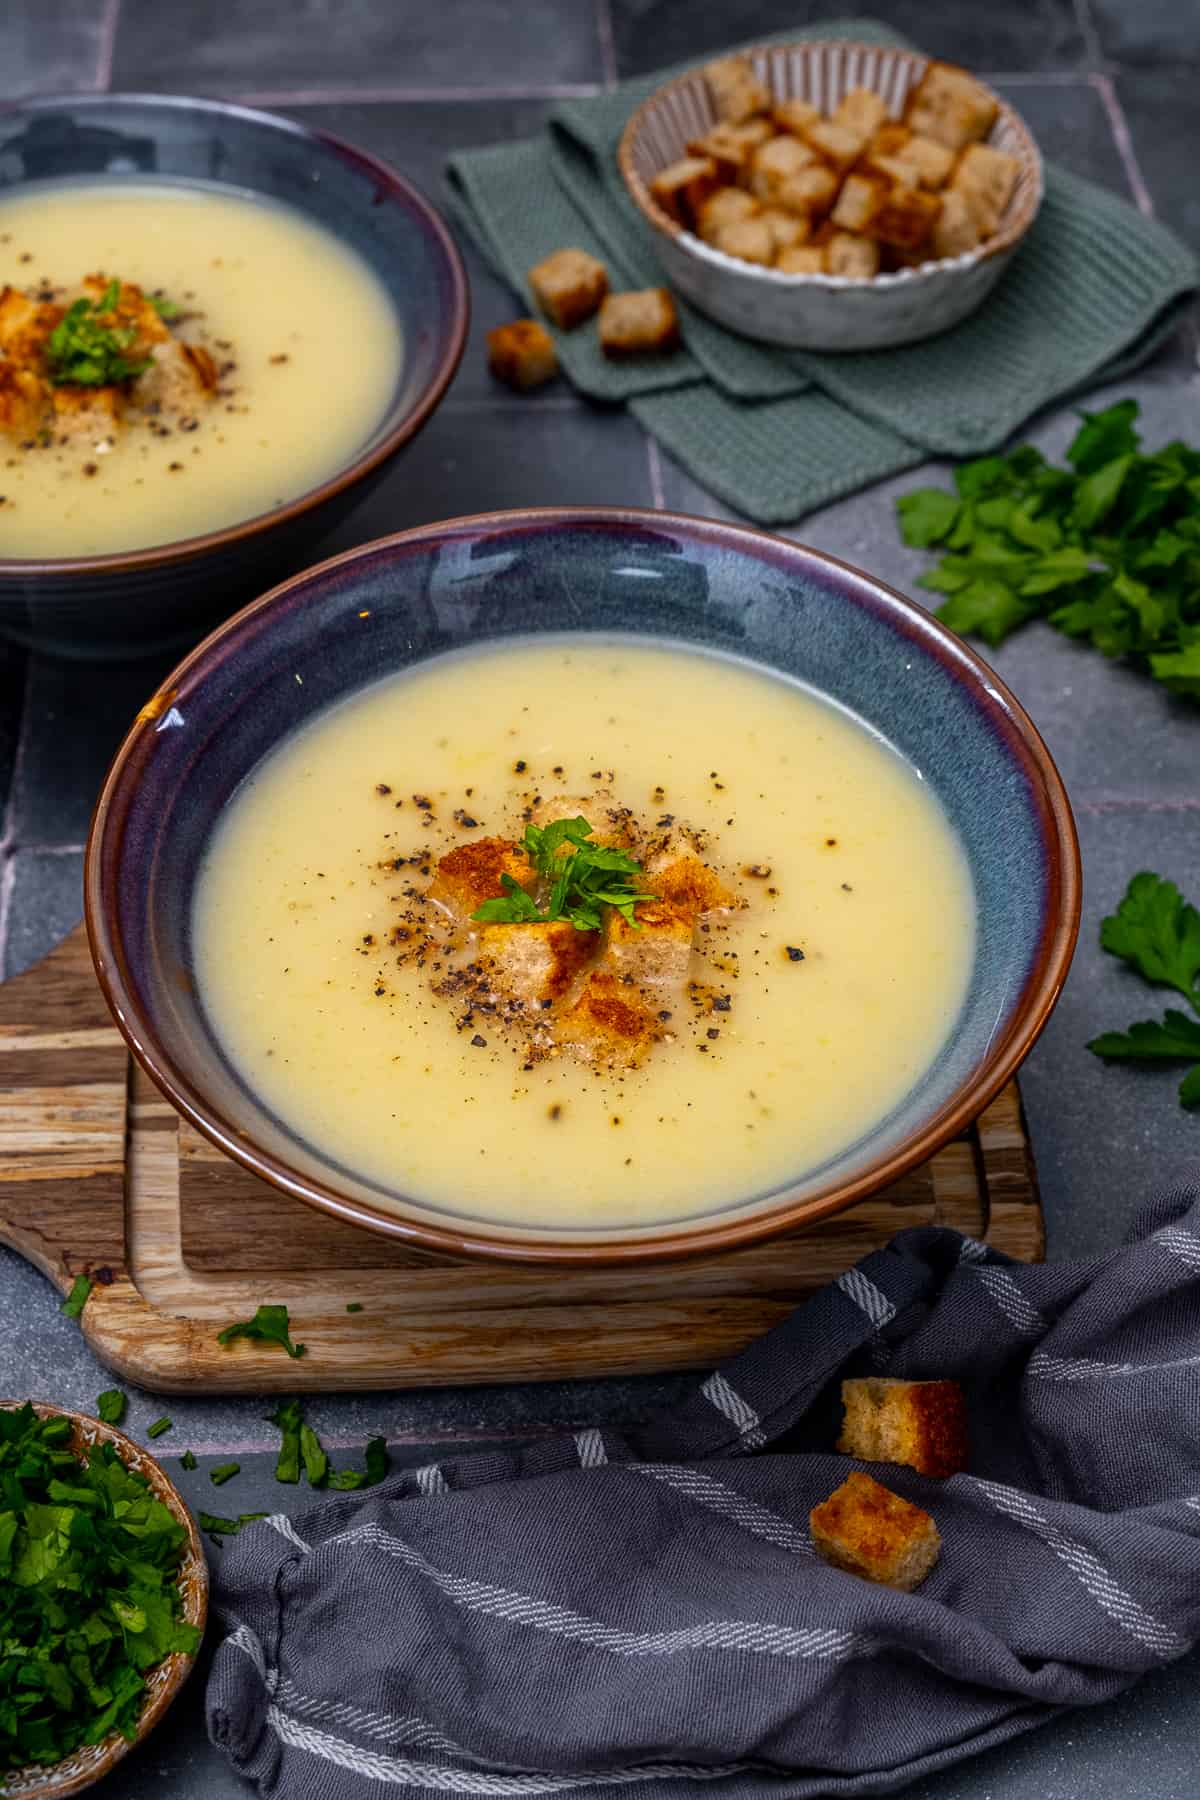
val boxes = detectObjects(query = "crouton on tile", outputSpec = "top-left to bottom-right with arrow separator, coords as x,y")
487,319 -> 559,391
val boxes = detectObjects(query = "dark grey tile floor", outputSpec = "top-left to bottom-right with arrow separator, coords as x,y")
1,1 -> 1198,1795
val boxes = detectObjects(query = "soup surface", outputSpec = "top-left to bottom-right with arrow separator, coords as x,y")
194,638 -> 976,1231
0,180 -> 400,556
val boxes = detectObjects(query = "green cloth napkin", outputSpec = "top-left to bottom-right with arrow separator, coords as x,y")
447,20 -> 1199,523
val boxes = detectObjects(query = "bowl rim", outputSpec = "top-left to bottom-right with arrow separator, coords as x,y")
617,38 -> 1045,290
85,505 -> 1081,1267
0,89 -> 469,577
0,1400 -> 208,1799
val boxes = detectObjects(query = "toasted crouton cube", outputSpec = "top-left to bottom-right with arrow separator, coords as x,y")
865,184 -> 941,251
602,900 -> 694,1002
801,118 -> 866,175
906,61 -> 999,152
429,838 -> 535,925
50,383 -> 125,444
901,134 -> 956,190
862,151 -> 925,189
776,244 -> 827,274
811,1472 -> 941,1593
749,133 -> 815,203
830,172 -> 887,233
650,156 -> 719,227
486,319 -> 558,391
771,97 -> 822,137
931,188 -> 983,258
833,86 -> 889,140
759,207 -> 811,252
527,248 -> 608,329
704,54 -> 770,125
597,288 -> 680,359
713,217 -> 775,266
776,163 -> 839,219
132,340 -> 218,416
558,970 -> 658,1070
696,186 -> 761,243
952,142 -> 1021,234
825,231 -> 880,279
479,919 -> 596,1007
0,362 -> 48,437
837,1377 -> 968,1478
872,122 -> 913,157
686,126 -> 754,185
645,854 -> 735,916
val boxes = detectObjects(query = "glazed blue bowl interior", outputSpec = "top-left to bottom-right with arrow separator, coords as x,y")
0,94 -> 466,658
89,512 -> 1077,1257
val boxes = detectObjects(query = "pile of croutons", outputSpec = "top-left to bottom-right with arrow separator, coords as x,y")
649,53 -> 1023,277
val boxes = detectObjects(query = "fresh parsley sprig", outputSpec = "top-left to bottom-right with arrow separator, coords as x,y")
896,400 -> 1200,698
45,278 -> 152,388
1088,872 -> 1200,1109
472,816 -> 654,931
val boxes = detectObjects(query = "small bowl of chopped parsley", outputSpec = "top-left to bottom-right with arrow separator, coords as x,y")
0,1400 -> 207,1796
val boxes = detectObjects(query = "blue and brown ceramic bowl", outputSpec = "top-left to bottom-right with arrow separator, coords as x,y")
86,509 -> 1080,1265
0,94 -> 468,660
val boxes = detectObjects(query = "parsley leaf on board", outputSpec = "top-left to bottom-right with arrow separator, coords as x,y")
216,1303 -> 306,1359
1088,873 -> 1200,1109
472,816 -> 654,931
895,401 -> 1200,697
45,279 -> 153,388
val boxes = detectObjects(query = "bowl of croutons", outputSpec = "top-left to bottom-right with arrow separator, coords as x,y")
618,42 -> 1042,350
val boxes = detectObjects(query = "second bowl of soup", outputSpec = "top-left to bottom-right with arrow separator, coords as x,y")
86,510 -> 1079,1263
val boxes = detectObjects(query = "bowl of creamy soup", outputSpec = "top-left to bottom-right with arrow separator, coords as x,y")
0,94 -> 467,658
86,509 -> 1080,1264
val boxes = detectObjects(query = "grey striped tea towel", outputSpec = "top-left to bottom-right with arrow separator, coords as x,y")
208,1189 -> 1200,1798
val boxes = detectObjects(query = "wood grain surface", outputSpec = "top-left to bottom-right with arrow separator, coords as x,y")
0,926 -> 1045,1394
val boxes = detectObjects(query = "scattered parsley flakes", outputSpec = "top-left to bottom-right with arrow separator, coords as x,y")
209,1462 -> 240,1487
60,1274 -> 92,1319
197,1511 -> 267,1544
180,1450 -> 198,1472
472,816 -> 653,932
267,1401 -> 388,1492
1088,872 -> 1200,1108
216,1303 -> 306,1360
96,1390 -> 127,1426
270,1400 -> 302,1485
299,1425 -> 328,1488
147,1418 -> 172,1440
346,1302 -> 364,1313
895,400 -> 1200,697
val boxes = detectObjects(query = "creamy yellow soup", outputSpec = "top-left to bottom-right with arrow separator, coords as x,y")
194,639 -> 976,1231
0,181 -> 401,556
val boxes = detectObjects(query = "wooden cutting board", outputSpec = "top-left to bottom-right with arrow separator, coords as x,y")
0,926 -> 1045,1394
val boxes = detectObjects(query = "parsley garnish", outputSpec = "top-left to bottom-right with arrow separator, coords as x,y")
60,1274 -> 93,1319
896,400 -> 1200,697
267,1400 -> 388,1491
472,816 -> 654,932
0,1402 -> 201,1770
217,1303 -> 306,1359
180,1450 -> 198,1472
149,294 -> 181,320
197,1511 -> 266,1544
1088,873 -> 1200,1108
147,1418 -> 172,1440
209,1462 -> 240,1487
97,1390 -> 127,1426
45,279 -> 152,388
270,1400 -> 302,1484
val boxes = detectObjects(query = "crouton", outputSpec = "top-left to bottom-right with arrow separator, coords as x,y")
428,838 -> 535,925
527,248 -> 608,330
771,97 -> 821,138
931,188 -> 983,259
479,919 -> 596,1007
0,286 -> 59,365
865,184 -> 941,251
749,133 -> 815,203
775,163 -> 839,219
486,319 -> 558,391
132,339 -> 218,415
776,244 -> 827,274
833,86 -> 889,140
830,172 -> 887,233
598,289 -> 679,359
650,156 -> 719,227
0,361 -> 47,438
704,54 -> 770,125
836,1377 -> 968,1478
811,1471 -> 941,1593
557,970 -> 658,1070
800,118 -> 866,176
686,127 -> 754,186
872,122 -> 913,157
952,142 -> 1021,234
759,207 -> 811,252
696,186 -> 761,243
900,134 -> 956,190
601,900 -> 694,1002
905,61 -> 999,152
825,231 -> 880,280
861,151 -> 925,189
645,854 -> 734,917
49,383 -> 125,444
713,217 -> 775,266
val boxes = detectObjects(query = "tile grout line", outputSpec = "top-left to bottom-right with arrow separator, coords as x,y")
1075,798 -> 1200,814
645,436 -> 666,510
976,68 -> 1101,85
1071,0 -> 1108,71
1088,73 -> 1156,217
236,81 -> 603,107
93,0 -> 121,91
595,0 -> 619,91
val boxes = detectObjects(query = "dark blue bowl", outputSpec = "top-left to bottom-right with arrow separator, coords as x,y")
86,510 -> 1080,1265
0,93 -> 468,660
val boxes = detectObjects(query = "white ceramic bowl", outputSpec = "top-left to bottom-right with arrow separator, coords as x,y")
619,39 -> 1044,351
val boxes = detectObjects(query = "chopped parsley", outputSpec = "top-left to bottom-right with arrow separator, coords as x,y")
895,400 -> 1200,697
60,1274 -> 92,1319
472,816 -> 654,932
146,1418 -> 172,1440
268,1400 -> 388,1492
0,1402 -> 201,1771
209,1462 -> 240,1488
149,294 -> 181,321
45,279 -> 152,388
197,1511 -> 266,1544
216,1303 -> 306,1359
179,1450 -> 198,1472
96,1390 -> 127,1426
1088,872 -> 1200,1108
